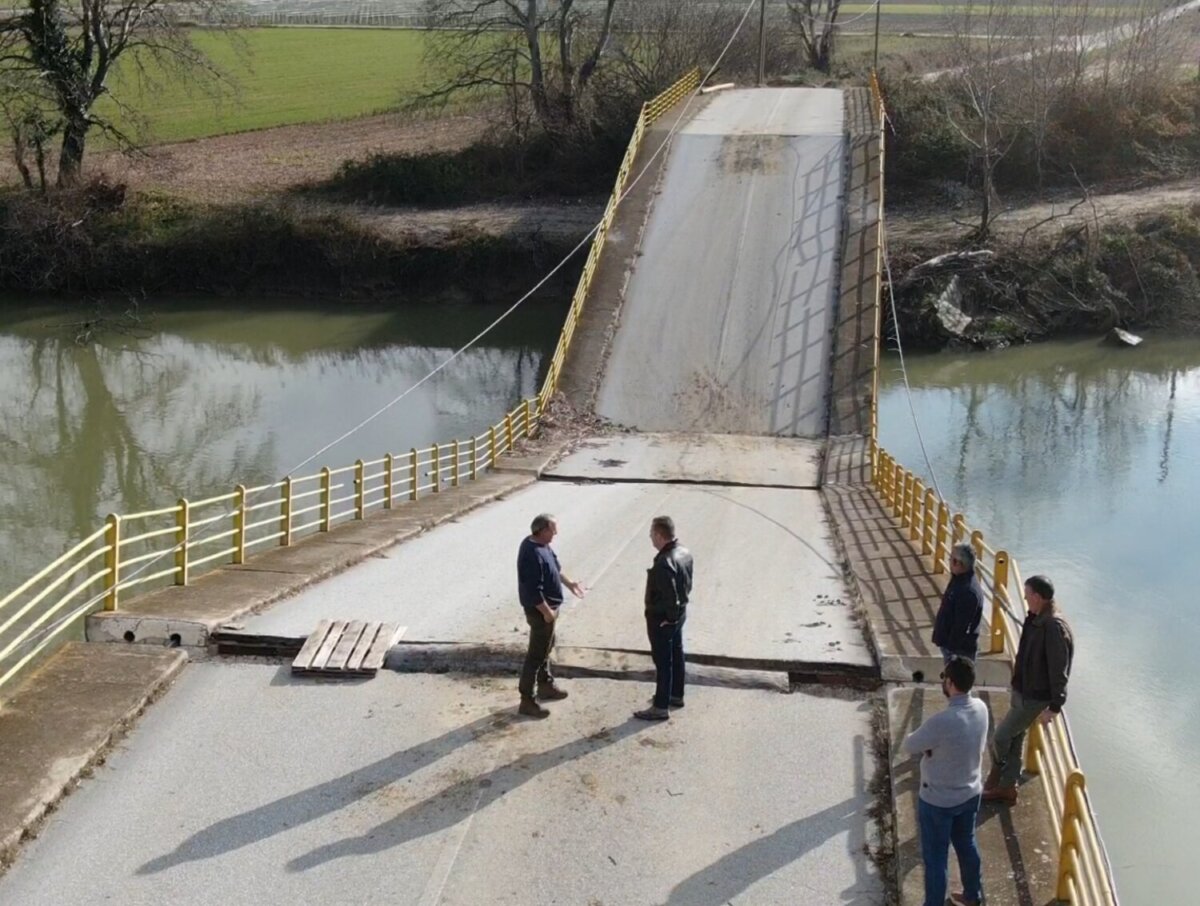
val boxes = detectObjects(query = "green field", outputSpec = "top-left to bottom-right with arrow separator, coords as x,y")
100,28 -> 436,145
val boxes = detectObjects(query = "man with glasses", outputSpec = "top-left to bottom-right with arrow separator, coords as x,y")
902,655 -> 989,906
933,542 -> 985,663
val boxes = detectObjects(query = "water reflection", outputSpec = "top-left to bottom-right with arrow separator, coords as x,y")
880,336 -> 1200,904
0,302 -> 561,599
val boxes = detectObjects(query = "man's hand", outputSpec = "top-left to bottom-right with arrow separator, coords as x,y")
565,579 -> 586,599
537,602 -> 557,624
1038,710 -> 1056,726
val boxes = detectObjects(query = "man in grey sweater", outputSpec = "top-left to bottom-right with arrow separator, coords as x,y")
902,655 -> 988,906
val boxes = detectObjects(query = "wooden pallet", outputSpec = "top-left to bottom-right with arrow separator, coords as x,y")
291,620 -> 405,677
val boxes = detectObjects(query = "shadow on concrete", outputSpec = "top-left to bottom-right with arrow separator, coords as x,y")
286,717 -> 648,872
136,710 -> 516,875
658,731 -> 876,905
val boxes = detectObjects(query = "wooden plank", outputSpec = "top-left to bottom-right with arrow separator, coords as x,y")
345,623 -> 381,673
361,624 -> 405,671
325,621 -> 366,671
308,620 -> 346,671
291,620 -> 333,672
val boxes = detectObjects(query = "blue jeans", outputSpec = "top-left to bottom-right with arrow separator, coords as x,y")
918,794 -> 982,906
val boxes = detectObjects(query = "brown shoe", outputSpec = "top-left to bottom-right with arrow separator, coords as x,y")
983,765 -> 1001,792
948,894 -> 981,906
537,684 -> 568,702
518,697 -> 550,719
982,785 -> 1017,804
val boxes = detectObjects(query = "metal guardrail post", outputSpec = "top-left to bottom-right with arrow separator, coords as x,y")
1057,771 -> 1087,900
933,503 -> 949,573
922,490 -> 936,555
103,514 -> 120,612
970,529 -> 984,564
233,484 -> 247,564
409,449 -> 419,501
990,551 -> 1010,654
384,454 -> 394,510
1024,719 -> 1044,775
432,444 -> 441,494
175,499 -> 189,585
320,467 -> 332,532
524,399 -> 534,439
281,478 -> 293,546
901,472 -> 914,528
505,413 -> 514,452
489,427 -> 498,470
355,460 -> 366,519
952,513 -> 966,545
452,441 -> 460,488
910,480 -> 925,541
892,463 -> 903,516
470,437 -> 478,481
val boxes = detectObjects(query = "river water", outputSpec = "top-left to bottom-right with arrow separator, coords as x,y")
0,297 -> 563,603
879,336 -> 1200,904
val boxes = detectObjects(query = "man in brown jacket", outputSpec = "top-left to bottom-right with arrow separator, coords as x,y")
984,575 -> 1074,804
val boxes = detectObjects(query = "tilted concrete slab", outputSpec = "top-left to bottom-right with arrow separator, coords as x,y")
545,433 -> 822,487
244,480 -> 874,671
0,643 -> 186,865
596,88 -> 845,438
889,686 -> 1059,906
0,663 -> 883,905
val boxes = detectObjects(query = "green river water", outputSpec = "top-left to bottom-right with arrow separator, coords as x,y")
880,336 -> 1200,904
0,297 -> 564,609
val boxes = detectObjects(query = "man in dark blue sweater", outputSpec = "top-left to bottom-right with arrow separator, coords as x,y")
933,543 -> 985,662
516,513 -> 586,718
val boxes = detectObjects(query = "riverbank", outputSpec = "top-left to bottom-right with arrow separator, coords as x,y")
887,200 -> 1200,350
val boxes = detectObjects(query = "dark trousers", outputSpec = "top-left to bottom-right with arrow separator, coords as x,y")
647,616 -> 685,709
518,608 -> 556,699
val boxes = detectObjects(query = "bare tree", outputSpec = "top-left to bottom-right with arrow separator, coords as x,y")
0,0 -> 231,187
0,69 -> 59,192
943,0 -> 1025,240
421,0 -> 619,133
787,0 -> 843,72
607,0 -> 790,97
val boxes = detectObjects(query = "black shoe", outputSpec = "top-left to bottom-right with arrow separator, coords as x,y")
538,684 -> 569,702
633,706 -> 670,721
518,698 -> 550,719
669,697 -> 684,709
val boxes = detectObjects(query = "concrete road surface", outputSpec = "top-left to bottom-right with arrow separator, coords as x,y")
0,663 -> 882,905
546,433 -> 823,487
597,88 -> 845,438
243,479 -> 872,669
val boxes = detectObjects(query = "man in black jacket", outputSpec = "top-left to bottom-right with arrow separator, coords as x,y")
983,574 -> 1074,805
933,543 -> 985,662
634,516 -> 693,722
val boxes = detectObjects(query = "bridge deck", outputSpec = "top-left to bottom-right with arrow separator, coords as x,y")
596,88 -> 845,438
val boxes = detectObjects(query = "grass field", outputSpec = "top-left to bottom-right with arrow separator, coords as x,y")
100,28 -> 436,145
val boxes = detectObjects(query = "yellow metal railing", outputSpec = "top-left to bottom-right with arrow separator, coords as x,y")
538,67 -> 701,408
0,69 -> 704,699
868,438 -> 1118,904
866,75 -> 1116,906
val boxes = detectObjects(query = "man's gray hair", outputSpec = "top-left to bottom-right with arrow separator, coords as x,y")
951,542 -> 976,571
651,515 -> 675,538
530,513 -> 556,535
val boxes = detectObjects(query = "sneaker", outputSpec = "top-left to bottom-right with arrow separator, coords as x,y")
633,706 -> 670,721
537,684 -> 569,702
518,698 -> 550,719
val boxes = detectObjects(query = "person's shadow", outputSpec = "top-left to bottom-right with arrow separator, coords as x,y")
656,732 -> 878,905
138,710 -> 517,875
286,717 -> 647,871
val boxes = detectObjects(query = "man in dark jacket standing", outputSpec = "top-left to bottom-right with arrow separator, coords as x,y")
634,516 -> 693,722
516,513 -> 586,719
933,543 -> 985,662
984,575 -> 1074,804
